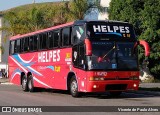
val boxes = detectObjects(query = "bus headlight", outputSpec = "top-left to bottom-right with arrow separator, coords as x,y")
133,84 -> 137,87
129,76 -> 139,80
89,77 -> 104,81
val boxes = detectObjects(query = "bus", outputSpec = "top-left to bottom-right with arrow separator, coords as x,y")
8,20 -> 150,97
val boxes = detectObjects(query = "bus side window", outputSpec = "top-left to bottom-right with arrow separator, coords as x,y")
16,39 -> 21,53
39,33 -> 47,50
14,40 -> 17,53
48,31 -> 54,48
24,37 -> 29,52
29,36 -> 34,51
53,30 -> 59,48
10,41 -> 15,55
21,38 -> 24,52
72,25 -> 85,45
62,27 -> 71,47
33,35 -> 38,51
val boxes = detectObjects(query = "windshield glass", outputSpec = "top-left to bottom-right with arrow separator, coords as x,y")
87,41 -> 138,70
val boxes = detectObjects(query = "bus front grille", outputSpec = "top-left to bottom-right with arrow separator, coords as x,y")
105,84 -> 127,91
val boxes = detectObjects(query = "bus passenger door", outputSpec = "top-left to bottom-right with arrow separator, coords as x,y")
72,43 -> 87,92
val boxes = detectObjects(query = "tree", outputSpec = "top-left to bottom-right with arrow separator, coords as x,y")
109,0 -> 160,76
139,0 -> 160,75
67,0 -> 103,20
109,0 -> 144,35
27,7 -> 47,31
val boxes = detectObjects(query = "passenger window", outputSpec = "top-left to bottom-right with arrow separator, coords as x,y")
29,36 -> 34,51
10,41 -> 15,54
72,25 -> 85,44
21,38 -> 24,52
33,36 -> 38,50
39,33 -> 47,49
53,30 -> 59,48
24,37 -> 29,52
62,27 -> 71,47
16,39 -> 21,53
48,32 -> 54,48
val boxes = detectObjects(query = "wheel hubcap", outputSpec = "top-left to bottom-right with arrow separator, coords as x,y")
71,80 -> 77,93
28,80 -> 32,90
22,78 -> 27,89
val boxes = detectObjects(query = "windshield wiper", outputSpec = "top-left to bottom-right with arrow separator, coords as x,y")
98,46 -> 116,62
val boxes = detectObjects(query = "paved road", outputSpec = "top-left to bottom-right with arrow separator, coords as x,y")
0,84 -> 160,115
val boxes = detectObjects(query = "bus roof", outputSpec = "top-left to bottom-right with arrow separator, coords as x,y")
74,20 -> 129,25
10,20 -> 130,40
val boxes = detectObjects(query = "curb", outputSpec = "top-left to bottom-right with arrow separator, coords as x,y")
128,90 -> 160,96
0,82 -> 13,85
139,83 -> 160,88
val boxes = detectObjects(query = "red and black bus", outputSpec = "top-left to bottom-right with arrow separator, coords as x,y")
9,20 -> 150,97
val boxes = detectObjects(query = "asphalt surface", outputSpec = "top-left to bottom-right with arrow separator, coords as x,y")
0,84 -> 160,115
0,80 -> 160,115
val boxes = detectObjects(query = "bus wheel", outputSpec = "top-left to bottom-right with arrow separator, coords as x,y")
109,91 -> 122,97
22,75 -> 28,91
28,75 -> 34,92
70,76 -> 80,97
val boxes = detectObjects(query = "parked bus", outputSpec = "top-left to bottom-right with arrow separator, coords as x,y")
8,20 -> 150,97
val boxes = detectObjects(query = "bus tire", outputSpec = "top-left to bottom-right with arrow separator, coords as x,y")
28,75 -> 34,92
22,75 -> 28,91
109,91 -> 122,97
70,76 -> 81,97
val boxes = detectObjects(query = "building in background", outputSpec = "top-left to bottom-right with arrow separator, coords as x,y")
98,0 -> 111,20
0,14 -> 9,77
85,0 -> 111,20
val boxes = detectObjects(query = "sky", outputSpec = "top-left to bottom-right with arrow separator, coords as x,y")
0,0 -> 61,11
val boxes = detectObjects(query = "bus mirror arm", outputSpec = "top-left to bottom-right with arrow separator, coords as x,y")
139,40 -> 150,57
134,40 -> 150,57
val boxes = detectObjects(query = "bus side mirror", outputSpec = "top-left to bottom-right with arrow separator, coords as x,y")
85,39 -> 92,56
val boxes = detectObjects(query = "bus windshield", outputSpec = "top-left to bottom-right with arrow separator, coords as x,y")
87,41 -> 138,70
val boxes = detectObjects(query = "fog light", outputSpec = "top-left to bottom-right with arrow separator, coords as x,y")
95,78 -> 99,81
100,77 -> 104,80
133,84 -> 137,87
130,76 -> 139,80
89,77 -> 104,81
93,85 -> 97,88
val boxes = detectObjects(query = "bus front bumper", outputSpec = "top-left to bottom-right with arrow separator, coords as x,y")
86,80 -> 139,92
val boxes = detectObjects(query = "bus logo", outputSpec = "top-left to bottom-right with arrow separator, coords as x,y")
55,66 -> 61,72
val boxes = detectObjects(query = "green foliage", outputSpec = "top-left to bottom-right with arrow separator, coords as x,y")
109,0 -> 160,76
68,0 -> 92,20
0,1 -> 102,54
67,0 -> 103,20
1,2 -> 68,35
1,1 -> 102,35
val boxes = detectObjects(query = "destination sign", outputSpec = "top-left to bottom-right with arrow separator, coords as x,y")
87,23 -> 136,41
93,25 -> 130,34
